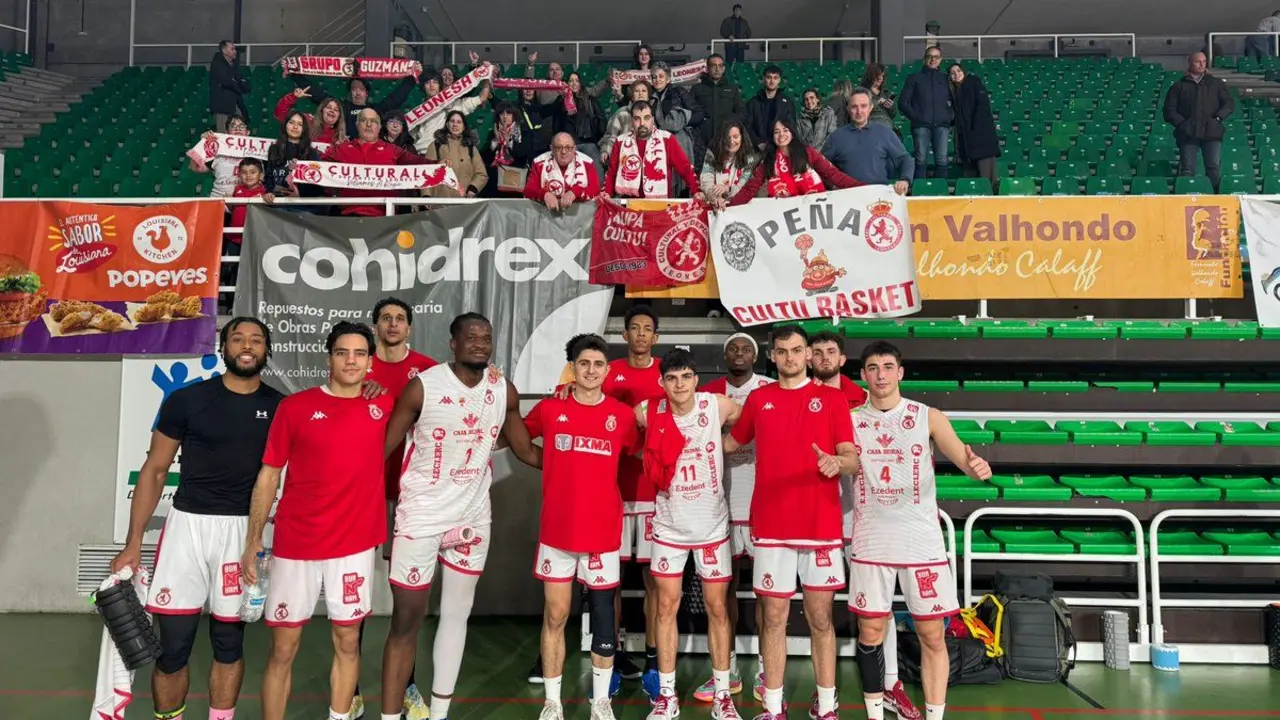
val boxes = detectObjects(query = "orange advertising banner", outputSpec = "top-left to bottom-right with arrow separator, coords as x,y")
0,200 -> 226,354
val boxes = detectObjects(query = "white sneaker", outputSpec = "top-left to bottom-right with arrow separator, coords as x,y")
590,697 -> 618,720
349,692 -> 365,719
711,691 -> 742,720
538,700 -> 565,720
404,684 -> 429,720
647,688 -> 681,720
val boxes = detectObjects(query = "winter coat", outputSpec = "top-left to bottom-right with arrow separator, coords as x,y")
900,67 -> 953,129
796,106 -> 838,150
743,89 -> 796,148
691,74 -> 745,145
950,75 -> 1001,162
209,53 -> 249,116
1163,73 -> 1234,142
424,131 -> 489,197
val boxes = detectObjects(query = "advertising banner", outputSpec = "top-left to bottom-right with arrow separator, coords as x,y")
1239,197 -> 1280,327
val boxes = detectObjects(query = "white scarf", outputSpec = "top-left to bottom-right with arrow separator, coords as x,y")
535,150 -> 593,197
714,159 -> 746,194
615,129 -> 671,198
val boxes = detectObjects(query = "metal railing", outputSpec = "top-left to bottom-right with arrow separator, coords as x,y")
389,40 -> 643,69
709,36 -> 878,65
902,33 -> 1137,62
128,42 -> 367,69
1206,31 -> 1280,66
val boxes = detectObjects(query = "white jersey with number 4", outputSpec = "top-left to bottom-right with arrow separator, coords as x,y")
652,392 -> 729,547
850,398 -> 946,565
397,364 -> 507,538
719,375 -> 774,524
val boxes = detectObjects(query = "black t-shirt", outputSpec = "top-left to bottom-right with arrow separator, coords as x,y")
156,377 -> 285,515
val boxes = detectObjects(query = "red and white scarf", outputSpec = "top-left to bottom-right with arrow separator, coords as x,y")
405,63 -> 576,131
712,159 -> 747,194
611,59 -> 707,88
290,160 -> 458,190
614,129 -> 671,198
281,55 -> 422,80
766,149 -> 824,198
535,150 -> 593,197
186,133 -> 331,171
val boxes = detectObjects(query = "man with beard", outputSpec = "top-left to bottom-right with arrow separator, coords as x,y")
602,101 -> 702,200
112,317 -> 282,720
379,312 -> 543,720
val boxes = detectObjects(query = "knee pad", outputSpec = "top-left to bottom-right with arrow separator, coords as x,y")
154,613 -> 201,674
587,587 -> 617,658
856,641 -> 885,694
209,617 -> 246,665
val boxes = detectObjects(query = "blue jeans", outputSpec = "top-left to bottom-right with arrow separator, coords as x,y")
912,126 -> 950,180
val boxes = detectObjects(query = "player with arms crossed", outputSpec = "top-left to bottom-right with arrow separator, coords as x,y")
243,322 -> 394,720
378,312 -> 543,720
112,317 -> 282,720
525,334 -> 641,720
638,349 -> 744,720
722,325 -> 859,720
849,342 -> 991,720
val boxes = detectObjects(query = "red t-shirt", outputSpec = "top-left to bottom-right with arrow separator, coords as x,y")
838,374 -> 868,409
602,357 -> 665,509
729,380 -> 854,544
525,393 -> 640,553
262,387 -> 394,560
368,349 -> 439,500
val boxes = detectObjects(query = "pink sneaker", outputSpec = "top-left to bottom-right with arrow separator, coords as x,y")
808,691 -> 838,720
883,682 -> 921,720
694,672 -> 744,702
752,702 -> 787,720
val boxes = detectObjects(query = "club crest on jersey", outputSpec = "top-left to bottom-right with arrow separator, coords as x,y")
274,603 -> 289,620
368,403 -> 384,420
876,433 -> 894,448
809,398 -> 822,412
541,559 -> 552,575
606,414 -> 617,431
485,390 -> 495,405
408,367 -> 421,379
911,443 -> 924,457
699,398 -> 709,410
903,414 -> 916,430
855,591 -> 867,608
155,587 -> 172,606
705,441 -> 716,452
463,413 -> 480,428
907,403 -> 920,413
432,427 -> 447,441
554,434 -> 573,451
698,413 -> 709,427
407,567 -> 422,585
762,573 -> 774,590
657,557 -> 670,572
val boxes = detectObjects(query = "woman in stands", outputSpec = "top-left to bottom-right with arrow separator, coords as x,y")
859,63 -> 898,128
556,72 -> 607,171
600,80 -> 653,159
274,87 -> 347,145
797,88 -> 838,150
729,117 -> 862,204
947,62 -> 1001,193
825,78 -> 854,128
262,110 -> 324,213
481,102 -> 536,197
188,115 -> 251,199
700,118 -> 760,210
424,110 -> 488,198
381,111 -> 414,150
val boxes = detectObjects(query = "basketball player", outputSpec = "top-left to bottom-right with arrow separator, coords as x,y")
809,332 -> 919,720
526,334 -> 641,720
694,333 -> 772,702
639,348 -> 743,720
111,317 -> 282,720
243,322 -> 393,720
850,342 -> 991,720
722,325 -> 858,720
378,312 -> 543,720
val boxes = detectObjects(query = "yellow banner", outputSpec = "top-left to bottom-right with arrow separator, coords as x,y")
627,196 -> 1243,300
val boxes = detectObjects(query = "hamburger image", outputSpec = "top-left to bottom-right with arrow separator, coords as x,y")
0,253 -> 47,339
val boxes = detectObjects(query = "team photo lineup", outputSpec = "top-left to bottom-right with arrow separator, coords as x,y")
112,299 -> 992,720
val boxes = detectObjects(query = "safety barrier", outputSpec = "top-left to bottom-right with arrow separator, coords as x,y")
127,42 -> 367,69
1207,31 -> 1280,65
390,39 -> 644,68
902,33 -> 1137,62
0,10 -> 29,55
708,36 -> 879,65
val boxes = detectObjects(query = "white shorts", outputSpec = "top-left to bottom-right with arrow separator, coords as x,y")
620,513 -> 654,562
730,524 -> 754,559
753,544 -> 845,598
146,508 -> 248,622
534,544 -> 621,589
389,525 -> 491,590
264,548 -> 376,627
848,560 -> 960,620
651,538 -> 732,582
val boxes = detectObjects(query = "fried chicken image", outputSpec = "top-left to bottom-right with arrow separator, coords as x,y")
58,310 -> 94,333
146,290 -> 181,305
90,311 -> 125,332
49,300 -> 105,322
134,303 -> 170,323
169,296 -> 202,318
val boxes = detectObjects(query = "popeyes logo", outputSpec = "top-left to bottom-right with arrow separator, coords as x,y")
133,215 -> 190,265
52,212 -> 118,273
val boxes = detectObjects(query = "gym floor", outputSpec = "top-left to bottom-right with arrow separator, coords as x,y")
5,614 -> 1278,719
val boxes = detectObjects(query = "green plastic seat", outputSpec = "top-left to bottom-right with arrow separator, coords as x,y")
899,380 -> 960,393
1059,474 -> 1146,501
954,177 -> 994,196
978,320 -> 1048,339
1129,475 -> 1221,501
1060,527 -> 1137,555
909,319 -> 980,339
962,380 -> 1026,393
1124,421 -> 1216,446
1155,530 -> 1225,556
1158,381 -> 1222,393
984,420 -> 1068,444
989,474 -> 1072,501
1201,530 -> 1280,556
911,179 -> 950,196
935,475 -> 1000,501
1200,476 -> 1280,501
951,419 -> 996,445
952,528 -> 1001,555
839,319 -> 909,338
989,527 -> 1076,554
1055,421 -> 1143,445
1195,421 -> 1265,444
1043,320 -> 1117,339
999,176 -> 1037,195
1027,380 -> 1088,392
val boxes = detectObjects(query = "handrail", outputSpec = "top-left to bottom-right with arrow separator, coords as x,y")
0,18 -> 29,56
272,0 -> 367,67
1206,31 -> 1280,66
901,33 -> 1137,62
709,36 -> 878,65
128,42 -> 366,69
390,40 -> 644,68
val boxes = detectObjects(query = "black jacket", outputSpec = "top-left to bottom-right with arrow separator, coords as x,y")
900,67 -> 953,129
653,83 -> 705,134
293,74 -> 416,139
720,16 -> 751,40
950,75 -> 1000,162
209,53 -> 249,116
743,89 -> 796,148
264,141 -> 323,197
692,75 -> 745,144
553,93 -> 606,146
1163,73 -> 1234,142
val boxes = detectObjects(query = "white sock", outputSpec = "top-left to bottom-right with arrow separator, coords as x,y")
763,686 -> 784,715
926,703 -> 946,720
882,621 -> 899,689
544,675 -> 562,705
659,671 -> 676,692
864,697 -> 884,720
383,715 -> 402,720
429,695 -> 451,720
328,709 -> 348,720
592,665 -> 612,701
713,668 -> 730,694
727,651 -> 738,677
432,570 -> 479,699
817,686 -> 836,714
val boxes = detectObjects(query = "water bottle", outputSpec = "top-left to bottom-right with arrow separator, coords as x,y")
239,551 -> 270,622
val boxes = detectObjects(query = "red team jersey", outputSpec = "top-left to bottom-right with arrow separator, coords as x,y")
729,380 -> 854,545
837,374 -> 868,409
367,349 -> 438,500
262,387 -> 395,560
525,393 -> 640,553
602,357 -> 665,510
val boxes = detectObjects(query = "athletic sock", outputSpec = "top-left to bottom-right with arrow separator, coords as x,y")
817,686 -> 836,715
756,654 -> 765,676
864,697 -> 884,720
926,704 -> 946,720
763,686 -> 784,715
659,671 -> 676,691
208,709 -> 235,720
713,668 -> 730,694
383,715 -> 402,720
646,645 -> 658,671
727,651 -> 738,678
882,619 -> 899,689
328,709 -> 349,720
592,666 -> 613,700
155,708 -> 185,720
429,695 -> 451,720
544,675 -> 563,705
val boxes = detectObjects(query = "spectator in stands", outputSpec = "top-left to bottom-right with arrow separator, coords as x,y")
797,88 -> 837,150
948,63 -> 1001,193
482,102 -> 537,196
525,132 -> 601,209
381,111 -> 414,150
900,46 -> 953,180
557,72 -> 607,169
291,71 -> 417,139
603,100 -> 702,199
209,40 -> 249,132
825,78 -> 854,128
744,65 -> 795,151
274,88 -> 347,145
424,110 -> 488,198
613,44 -> 655,103
512,87 -> 564,156
650,61 -> 705,178
860,63 -> 897,127
189,116 -> 251,199
526,53 -> 597,106
1163,51 -> 1233,192
1247,11 -> 1280,60
320,108 -> 429,216
262,111 -> 324,211
440,66 -> 456,87
822,88 -> 912,195
700,118 -> 760,209
720,4 -> 752,65
692,53 -> 744,149
221,158 -> 265,312
731,118 -> 860,204
601,80 -> 653,158
412,68 -> 492,153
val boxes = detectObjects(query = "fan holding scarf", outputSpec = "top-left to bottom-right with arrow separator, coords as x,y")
524,132 -> 601,210
730,117 -> 862,205
603,100 -> 703,201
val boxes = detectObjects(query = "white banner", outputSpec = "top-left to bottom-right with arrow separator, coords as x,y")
185,133 -> 333,170
709,186 -> 921,326
281,55 -> 421,80
1239,197 -> 1280,327
290,160 -> 459,191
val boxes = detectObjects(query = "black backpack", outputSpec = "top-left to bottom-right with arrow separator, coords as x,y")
981,571 -> 1076,683
897,627 -> 1003,686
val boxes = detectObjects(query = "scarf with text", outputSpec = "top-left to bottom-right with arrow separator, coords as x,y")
611,59 -> 707,88
767,148 -> 824,198
614,130 -> 671,198
404,64 -> 577,130
186,133 -> 332,172
289,159 -> 458,190
281,55 -> 421,80
534,150 -> 593,197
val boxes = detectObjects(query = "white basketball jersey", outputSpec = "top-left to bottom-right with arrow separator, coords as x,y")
850,398 -> 946,565
653,393 -> 729,546
721,374 -> 774,523
397,364 -> 508,537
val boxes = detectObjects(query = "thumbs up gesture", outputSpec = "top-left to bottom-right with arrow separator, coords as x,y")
814,443 -> 841,478
965,444 -> 992,480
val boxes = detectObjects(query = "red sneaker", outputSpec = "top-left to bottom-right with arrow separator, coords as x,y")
883,682 -> 922,720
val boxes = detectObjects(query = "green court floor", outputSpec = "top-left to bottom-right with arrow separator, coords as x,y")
5,614 -> 1279,719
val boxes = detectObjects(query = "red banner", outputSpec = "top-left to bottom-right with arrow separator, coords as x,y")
589,199 -> 710,287
281,56 -> 421,80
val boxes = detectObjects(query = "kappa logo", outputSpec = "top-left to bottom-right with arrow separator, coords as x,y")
439,396 -> 454,404
615,374 -> 626,382
858,420 -> 870,429
763,402 -> 775,411
605,414 -> 617,432
826,576 -> 839,585
932,604 -> 945,613
274,603 -> 289,621
876,433 -> 894,448
341,572 -> 365,605
311,411 -> 328,421
809,398 -> 823,412
368,403 -> 384,420
594,575 -> 607,585
557,414 -> 569,422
